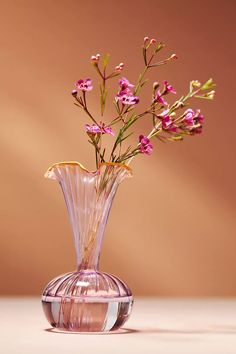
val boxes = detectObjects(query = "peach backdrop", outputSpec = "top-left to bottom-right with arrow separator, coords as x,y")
0,0 -> 235,296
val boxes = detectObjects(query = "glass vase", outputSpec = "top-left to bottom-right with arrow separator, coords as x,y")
42,161 -> 133,333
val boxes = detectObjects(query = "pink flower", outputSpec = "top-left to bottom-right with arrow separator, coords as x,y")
101,123 -> 115,136
85,124 -> 102,134
184,109 -> 195,125
163,81 -> 176,94
155,90 -> 167,105
119,77 -> 134,90
183,109 -> 204,127
117,88 -> 131,96
159,109 -> 173,130
168,126 -> 178,133
139,135 -> 153,155
116,90 -> 139,105
195,109 -> 204,124
116,78 -> 139,105
119,93 -> 140,105
182,109 -> 204,135
162,115 -> 172,129
85,123 -> 115,136
75,79 -> 93,92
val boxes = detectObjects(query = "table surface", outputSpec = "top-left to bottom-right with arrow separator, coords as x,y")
1,297 -> 236,354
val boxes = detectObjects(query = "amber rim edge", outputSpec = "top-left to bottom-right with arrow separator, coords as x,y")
45,161 -> 133,177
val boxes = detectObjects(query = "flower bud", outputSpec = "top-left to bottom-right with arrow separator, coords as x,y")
91,56 -> 98,63
153,82 -> 159,90
71,89 -> 77,96
170,54 -> 178,60
150,38 -> 157,45
115,62 -> 124,71
144,36 -> 149,45
205,90 -> 215,99
192,80 -> 201,88
90,53 -> 100,63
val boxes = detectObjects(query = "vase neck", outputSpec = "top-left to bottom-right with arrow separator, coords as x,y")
45,162 -> 132,271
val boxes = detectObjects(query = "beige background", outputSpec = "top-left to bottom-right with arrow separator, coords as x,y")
0,0 -> 235,296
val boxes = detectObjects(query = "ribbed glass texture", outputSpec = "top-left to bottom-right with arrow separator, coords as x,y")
42,162 -> 133,332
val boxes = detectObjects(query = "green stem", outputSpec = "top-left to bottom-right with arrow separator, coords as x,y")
134,66 -> 148,95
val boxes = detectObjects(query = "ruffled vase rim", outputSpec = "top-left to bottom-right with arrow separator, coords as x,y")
44,161 -> 133,178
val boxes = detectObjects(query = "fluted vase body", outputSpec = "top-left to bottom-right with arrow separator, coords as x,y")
42,162 -> 133,332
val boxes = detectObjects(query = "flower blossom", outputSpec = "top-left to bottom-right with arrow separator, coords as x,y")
163,81 -> 176,94
100,123 -> 115,136
195,110 -> 204,124
183,109 -> 204,126
75,79 -> 93,92
119,77 -> 134,90
159,109 -> 172,129
183,109 -> 195,125
85,123 -> 114,136
154,81 -> 176,105
162,115 -> 172,129
182,109 -> 204,134
157,110 -> 177,132
139,135 -> 153,155
85,124 -> 101,134
117,92 -> 140,105
155,90 -> 167,105
116,77 -> 139,105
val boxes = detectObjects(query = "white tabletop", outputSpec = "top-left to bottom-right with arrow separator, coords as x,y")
1,297 -> 236,354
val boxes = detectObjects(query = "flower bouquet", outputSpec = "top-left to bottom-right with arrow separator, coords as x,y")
42,37 -> 215,333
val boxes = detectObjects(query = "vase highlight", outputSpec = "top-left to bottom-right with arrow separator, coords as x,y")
42,162 -> 133,332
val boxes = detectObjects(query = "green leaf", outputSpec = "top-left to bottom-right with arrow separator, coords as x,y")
194,95 -> 213,100
103,53 -> 110,69
168,135 -> 183,141
104,87 -> 108,101
201,78 -> 216,91
123,115 -> 138,131
155,135 -> 167,143
119,132 -> 134,143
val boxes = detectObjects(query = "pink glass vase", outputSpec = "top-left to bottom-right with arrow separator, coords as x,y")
42,161 -> 133,332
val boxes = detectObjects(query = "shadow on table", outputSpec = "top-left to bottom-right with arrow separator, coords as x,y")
44,325 -> 236,335
125,325 -> 236,335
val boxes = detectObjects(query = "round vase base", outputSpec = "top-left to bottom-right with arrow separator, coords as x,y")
42,271 -> 133,332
